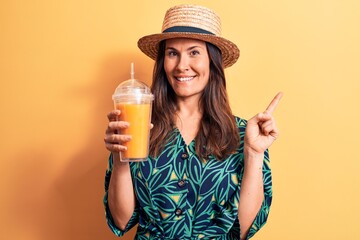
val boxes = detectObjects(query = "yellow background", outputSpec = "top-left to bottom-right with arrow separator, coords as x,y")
1,0 -> 359,239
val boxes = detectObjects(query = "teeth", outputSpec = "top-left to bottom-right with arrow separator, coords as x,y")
176,77 -> 194,82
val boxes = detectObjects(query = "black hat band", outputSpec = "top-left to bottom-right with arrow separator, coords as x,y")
163,26 -> 214,35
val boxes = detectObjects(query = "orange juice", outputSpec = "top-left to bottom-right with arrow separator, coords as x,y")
116,103 -> 151,160
112,64 -> 153,162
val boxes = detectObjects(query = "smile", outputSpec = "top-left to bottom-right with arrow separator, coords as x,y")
175,76 -> 195,82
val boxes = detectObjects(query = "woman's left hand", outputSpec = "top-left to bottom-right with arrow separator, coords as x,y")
244,92 -> 283,154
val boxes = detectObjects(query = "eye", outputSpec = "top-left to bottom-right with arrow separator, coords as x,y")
190,50 -> 200,56
166,50 -> 178,57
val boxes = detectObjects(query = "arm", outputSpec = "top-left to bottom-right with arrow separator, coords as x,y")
107,157 -> 136,230
238,92 -> 283,239
238,149 -> 265,239
104,110 -> 136,230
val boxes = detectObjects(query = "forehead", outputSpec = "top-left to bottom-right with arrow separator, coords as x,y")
165,38 -> 207,48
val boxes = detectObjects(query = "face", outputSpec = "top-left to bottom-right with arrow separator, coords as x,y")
164,38 -> 210,102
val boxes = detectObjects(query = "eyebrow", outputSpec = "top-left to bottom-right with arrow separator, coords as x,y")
165,45 -> 204,51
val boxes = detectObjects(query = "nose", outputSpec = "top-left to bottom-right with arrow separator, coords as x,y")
176,54 -> 189,72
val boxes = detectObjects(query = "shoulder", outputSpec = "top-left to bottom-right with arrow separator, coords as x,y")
233,116 -> 247,139
233,115 -> 247,129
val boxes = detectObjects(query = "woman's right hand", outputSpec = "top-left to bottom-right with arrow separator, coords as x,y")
105,110 -> 136,229
104,110 -> 132,155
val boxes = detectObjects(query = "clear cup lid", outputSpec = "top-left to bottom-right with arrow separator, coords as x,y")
112,79 -> 153,99
112,63 -> 153,102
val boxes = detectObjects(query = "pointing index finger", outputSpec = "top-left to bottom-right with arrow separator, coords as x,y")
265,92 -> 283,114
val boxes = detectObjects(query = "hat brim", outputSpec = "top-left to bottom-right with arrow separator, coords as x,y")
137,32 -> 240,68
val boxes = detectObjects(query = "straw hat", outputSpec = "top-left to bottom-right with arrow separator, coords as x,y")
137,4 -> 240,68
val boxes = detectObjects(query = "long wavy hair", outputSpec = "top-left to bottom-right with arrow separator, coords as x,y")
149,40 -> 240,160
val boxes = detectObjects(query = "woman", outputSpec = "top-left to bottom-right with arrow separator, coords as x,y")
104,4 -> 282,240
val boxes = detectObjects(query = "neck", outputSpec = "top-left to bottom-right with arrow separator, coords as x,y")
175,97 -> 203,118
175,98 -> 203,132
174,98 -> 203,145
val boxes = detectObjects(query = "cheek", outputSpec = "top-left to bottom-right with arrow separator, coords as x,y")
198,61 -> 210,78
164,58 -> 174,76
163,59 -> 169,74
163,61 -> 173,86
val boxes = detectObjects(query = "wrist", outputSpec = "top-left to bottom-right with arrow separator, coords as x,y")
243,147 -> 264,169
244,147 -> 263,159
112,153 -> 130,169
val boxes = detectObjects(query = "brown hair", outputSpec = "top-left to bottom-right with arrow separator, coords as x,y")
149,40 -> 240,160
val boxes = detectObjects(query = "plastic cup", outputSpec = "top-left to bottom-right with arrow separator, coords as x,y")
112,65 -> 154,162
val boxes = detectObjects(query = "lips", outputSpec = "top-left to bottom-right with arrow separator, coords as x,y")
175,76 -> 195,82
